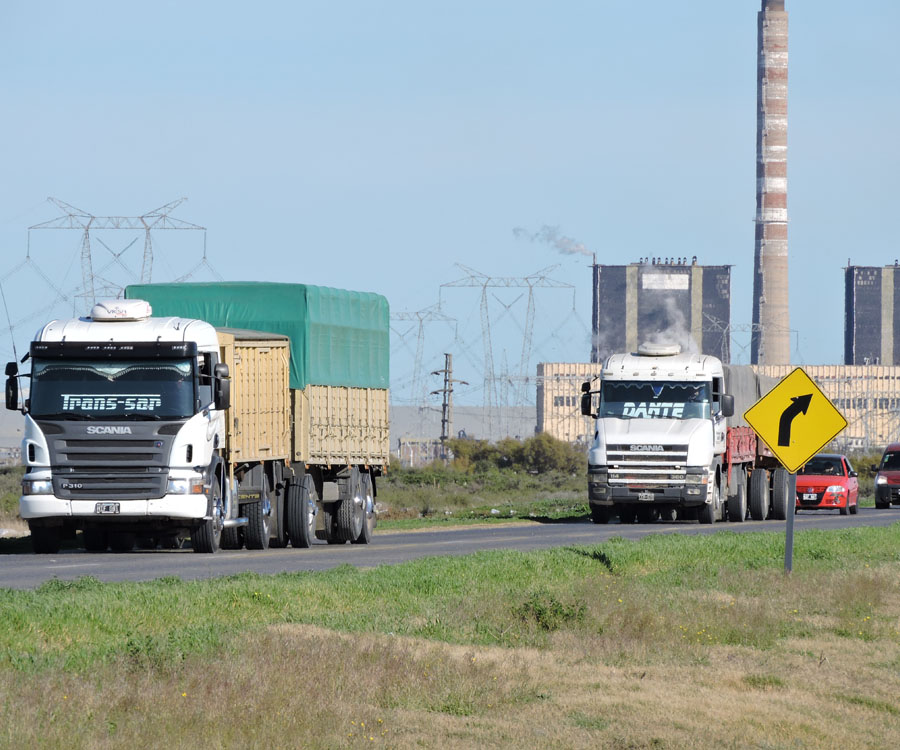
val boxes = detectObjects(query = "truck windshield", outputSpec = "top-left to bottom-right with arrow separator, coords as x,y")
599,381 -> 711,420
29,358 -> 196,420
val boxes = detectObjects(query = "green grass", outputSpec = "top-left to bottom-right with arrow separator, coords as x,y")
2,524 -> 900,675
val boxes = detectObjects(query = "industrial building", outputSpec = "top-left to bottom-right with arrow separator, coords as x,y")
844,264 -> 900,365
591,261 -> 731,364
537,362 -> 900,452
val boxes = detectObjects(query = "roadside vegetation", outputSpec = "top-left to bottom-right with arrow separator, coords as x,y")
1,525 -> 899,748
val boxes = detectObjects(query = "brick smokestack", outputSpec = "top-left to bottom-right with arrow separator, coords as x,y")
751,0 -> 789,364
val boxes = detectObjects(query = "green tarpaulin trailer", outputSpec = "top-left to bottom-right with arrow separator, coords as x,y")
126,282 -> 389,391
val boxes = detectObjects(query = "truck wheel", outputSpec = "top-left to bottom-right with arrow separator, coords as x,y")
727,467 -> 747,523
220,528 -> 243,550
698,484 -> 719,525
771,468 -> 790,520
30,525 -> 61,554
286,474 -> 317,549
192,476 -> 224,554
335,467 -> 365,542
590,505 -> 611,524
749,469 -> 769,520
352,471 -> 376,544
82,527 -> 108,552
270,475 -> 290,549
244,475 -> 272,550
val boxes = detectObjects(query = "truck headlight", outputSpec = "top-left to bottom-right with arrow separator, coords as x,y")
876,475 -> 887,486
167,477 -> 205,495
22,479 -> 53,495
684,473 -> 708,485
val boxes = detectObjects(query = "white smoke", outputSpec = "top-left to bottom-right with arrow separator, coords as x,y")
644,296 -> 700,355
513,225 -> 592,257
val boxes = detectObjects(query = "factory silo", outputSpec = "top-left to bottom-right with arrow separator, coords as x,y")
751,0 -> 790,365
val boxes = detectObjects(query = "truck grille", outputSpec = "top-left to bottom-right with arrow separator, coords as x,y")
606,444 -> 689,486
38,421 -> 180,501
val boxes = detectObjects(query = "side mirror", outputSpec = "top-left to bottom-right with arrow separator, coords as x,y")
580,392 -> 594,417
5,375 -> 17,411
5,362 -> 16,377
870,464 -> 878,472
720,394 -> 735,418
213,363 -> 231,410
581,380 -> 591,393
849,470 -> 858,478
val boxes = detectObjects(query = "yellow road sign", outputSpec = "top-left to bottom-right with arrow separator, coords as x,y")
743,367 -> 847,473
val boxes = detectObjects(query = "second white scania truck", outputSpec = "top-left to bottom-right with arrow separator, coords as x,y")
580,343 -> 787,524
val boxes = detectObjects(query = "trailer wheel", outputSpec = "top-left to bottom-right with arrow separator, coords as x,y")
352,471 -> 376,544
220,527 -> 243,549
727,467 -> 747,523
590,505 -> 611,524
698,483 -> 718,525
30,525 -> 61,554
336,467 -> 365,542
244,476 -> 272,550
286,474 -> 317,549
771,468 -> 790,520
192,476 -> 224,553
749,469 -> 769,520
82,527 -> 108,552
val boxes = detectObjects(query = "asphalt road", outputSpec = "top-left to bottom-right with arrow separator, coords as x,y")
2,508 -> 898,590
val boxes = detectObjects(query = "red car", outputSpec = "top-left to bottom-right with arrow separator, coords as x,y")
873,443 -> 900,509
795,453 -> 859,515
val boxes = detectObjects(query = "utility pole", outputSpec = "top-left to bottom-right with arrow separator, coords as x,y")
431,353 -> 467,461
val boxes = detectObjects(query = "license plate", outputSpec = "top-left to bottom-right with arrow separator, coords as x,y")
95,502 -> 120,514
638,491 -> 654,502
802,493 -> 817,500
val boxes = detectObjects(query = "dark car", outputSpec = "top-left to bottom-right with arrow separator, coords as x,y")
873,443 -> 900,509
795,453 -> 859,515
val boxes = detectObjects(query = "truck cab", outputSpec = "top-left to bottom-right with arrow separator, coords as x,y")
581,343 -> 734,524
6,299 -> 232,553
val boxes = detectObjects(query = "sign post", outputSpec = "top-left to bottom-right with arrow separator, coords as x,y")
743,368 -> 847,574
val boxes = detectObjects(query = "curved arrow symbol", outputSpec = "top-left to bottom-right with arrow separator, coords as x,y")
778,394 -> 812,447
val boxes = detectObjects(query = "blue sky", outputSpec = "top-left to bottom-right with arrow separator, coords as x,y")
1,1 -> 898,406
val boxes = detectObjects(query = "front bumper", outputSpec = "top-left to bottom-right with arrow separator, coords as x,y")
875,485 -> 899,506
587,481 -> 708,507
20,494 -> 209,521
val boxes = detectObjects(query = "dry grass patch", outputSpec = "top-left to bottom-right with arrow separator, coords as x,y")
3,622 -> 900,749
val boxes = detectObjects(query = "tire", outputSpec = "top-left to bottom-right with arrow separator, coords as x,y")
30,525 -> 62,554
849,499 -> 858,515
335,467 -> 364,542
727,467 -> 747,523
323,502 -> 344,544
286,474 -> 317,549
82,527 -> 108,552
109,532 -> 136,552
220,527 -> 243,550
839,503 -> 849,516
351,471 -> 376,545
243,473 -> 272,551
698,483 -> 719,525
590,505 -> 611,524
749,469 -> 769,521
192,475 -> 224,554
771,468 -> 790,520
270,473 -> 290,549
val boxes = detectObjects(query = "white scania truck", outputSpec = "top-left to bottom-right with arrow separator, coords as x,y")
6,282 -> 390,554
580,343 -> 787,524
